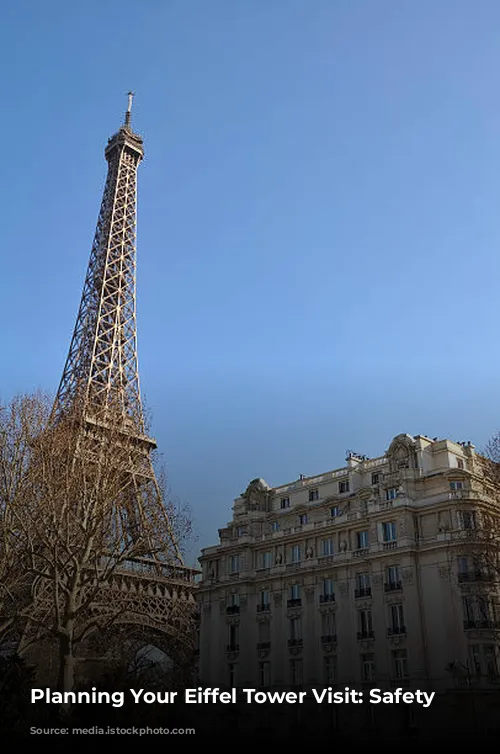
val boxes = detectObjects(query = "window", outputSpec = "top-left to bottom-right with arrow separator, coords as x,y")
236,526 -> 246,537
291,545 -> 301,563
458,510 -> 476,530
289,617 -> 302,641
357,530 -> 369,549
358,609 -> 373,637
322,538 -> 334,556
450,480 -> 464,491
371,473 -> 379,485
389,604 -> 405,634
339,479 -> 350,494
290,659 -> 303,686
463,595 -> 475,624
290,583 -> 301,601
260,551 -> 272,569
229,555 -> 240,574
385,488 -> 397,501
228,624 -> 239,650
228,663 -> 237,687
355,572 -> 370,597
280,497 -> 290,509
309,489 -> 319,502
228,592 -> 239,606
392,649 -> 409,679
299,514 -> 308,525
259,661 -> 271,688
483,645 -> 499,679
321,611 -> 336,638
321,577 -> 334,600
259,590 -> 270,611
330,506 -> 340,518
457,459 -> 465,469
361,653 -> 375,682
385,565 -> 401,590
258,621 -> 271,643
324,655 -> 337,684
458,556 -> 469,574
469,645 -> 481,675
271,521 -> 280,532
382,521 -> 397,542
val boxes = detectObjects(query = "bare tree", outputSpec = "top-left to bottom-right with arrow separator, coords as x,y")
0,392 -> 52,640
0,393 -> 196,697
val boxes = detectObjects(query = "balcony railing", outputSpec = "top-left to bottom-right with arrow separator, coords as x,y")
382,541 -> 398,551
257,603 -> 270,613
463,620 -> 500,630
353,548 -> 369,558
458,571 -> 493,583
319,594 -> 335,604
288,638 -> 303,647
226,644 -> 239,652
384,581 -> 402,592
321,634 -> 337,643
357,630 -> 374,640
287,598 -> 302,608
226,605 -> 240,615
257,641 -> 271,650
388,626 -> 406,636
355,587 -> 371,598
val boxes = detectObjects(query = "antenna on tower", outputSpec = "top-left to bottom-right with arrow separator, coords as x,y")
125,91 -> 134,127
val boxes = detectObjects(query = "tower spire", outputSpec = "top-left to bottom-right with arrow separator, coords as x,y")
125,90 -> 134,127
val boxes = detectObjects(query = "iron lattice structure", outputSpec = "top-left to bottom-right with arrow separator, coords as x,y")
33,96 -> 199,664
54,96 -> 147,436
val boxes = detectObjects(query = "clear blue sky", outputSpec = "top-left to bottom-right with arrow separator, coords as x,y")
1,1 -> 500,566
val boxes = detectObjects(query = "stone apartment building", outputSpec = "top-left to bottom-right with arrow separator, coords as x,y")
196,433 -> 500,693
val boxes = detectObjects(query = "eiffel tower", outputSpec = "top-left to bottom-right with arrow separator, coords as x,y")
31,95 -> 199,670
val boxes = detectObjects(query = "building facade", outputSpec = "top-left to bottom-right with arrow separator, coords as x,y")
197,433 -> 500,694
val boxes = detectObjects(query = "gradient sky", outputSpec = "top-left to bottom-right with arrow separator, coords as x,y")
1,1 -> 500,566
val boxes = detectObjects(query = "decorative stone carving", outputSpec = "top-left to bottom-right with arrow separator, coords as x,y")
356,600 -> 372,610
256,613 -> 272,623
227,652 -> 238,661
241,478 -> 272,512
289,646 -> 302,656
402,568 -> 413,584
305,586 -> 315,603
275,551 -> 283,565
258,649 -> 270,659
305,546 -> 314,559
239,596 -> 247,608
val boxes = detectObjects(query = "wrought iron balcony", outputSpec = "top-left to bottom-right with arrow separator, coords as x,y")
287,598 -> 302,608
357,630 -> 374,640
257,641 -> 271,650
458,571 -> 493,583
463,620 -> 500,630
319,594 -> 335,603
226,644 -> 240,652
226,605 -> 240,615
388,626 -> 406,636
384,581 -> 402,592
257,603 -> 270,612
288,638 -> 303,647
355,587 -> 371,598
321,634 -> 337,643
